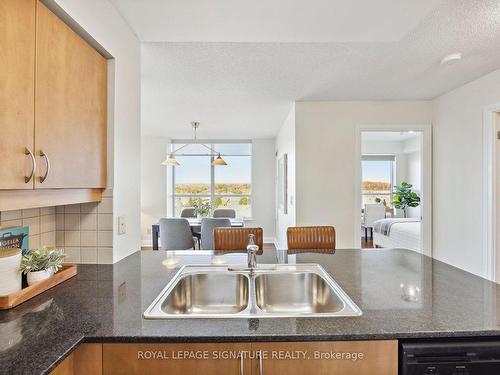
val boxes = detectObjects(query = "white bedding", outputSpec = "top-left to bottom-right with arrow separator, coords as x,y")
373,221 -> 421,252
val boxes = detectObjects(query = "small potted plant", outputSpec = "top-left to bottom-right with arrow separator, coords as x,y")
393,181 -> 420,218
19,247 -> 66,286
193,200 -> 211,218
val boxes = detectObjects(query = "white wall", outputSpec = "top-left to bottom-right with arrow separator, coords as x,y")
141,137 -> 169,243
295,101 -> 432,248
405,150 -> 421,219
275,105 -> 296,249
361,139 -> 404,155
433,67 -> 500,277
248,139 -> 276,241
53,0 -> 141,262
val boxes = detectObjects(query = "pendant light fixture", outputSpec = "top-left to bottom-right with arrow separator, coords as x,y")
213,154 -> 227,166
161,154 -> 180,166
161,122 -> 228,167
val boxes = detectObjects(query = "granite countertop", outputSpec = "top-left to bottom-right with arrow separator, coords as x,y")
2,248 -> 500,374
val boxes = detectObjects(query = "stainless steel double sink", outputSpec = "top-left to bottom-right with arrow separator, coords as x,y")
144,264 -> 362,319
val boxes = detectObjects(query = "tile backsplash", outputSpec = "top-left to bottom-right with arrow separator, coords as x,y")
0,207 -> 56,250
0,188 -> 113,264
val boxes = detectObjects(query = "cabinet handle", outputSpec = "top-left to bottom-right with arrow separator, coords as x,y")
239,354 -> 244,375
258,351 -> 263,375
40,150 -> 50,183
24,147 -> 36,183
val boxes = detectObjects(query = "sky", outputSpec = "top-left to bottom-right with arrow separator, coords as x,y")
173,143 -> 251,184
362,160 -> 392,182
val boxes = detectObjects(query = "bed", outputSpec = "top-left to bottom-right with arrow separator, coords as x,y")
372,218 -> 421,252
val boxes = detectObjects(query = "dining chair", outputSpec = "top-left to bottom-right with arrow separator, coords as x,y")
159,218 -> 195,250
213,208 -> 236,218
213,227 -> 263,252
180,207 -> 201,248
287,226 -> 336,252
362,204 -> 386,240
200,218 -> 231,250
180,207 -> 196,218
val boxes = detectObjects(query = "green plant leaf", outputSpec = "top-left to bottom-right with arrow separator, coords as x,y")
19,247 -> 66,275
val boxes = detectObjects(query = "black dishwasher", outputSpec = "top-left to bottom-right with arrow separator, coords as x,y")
401,340 -> 500,374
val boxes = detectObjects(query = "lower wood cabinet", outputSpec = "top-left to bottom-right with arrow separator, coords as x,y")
250,340 -> 397,375
51,344 -> 102,375
102,340 -> 397,375
103,343 -> 252,375
52,340 -> 397,375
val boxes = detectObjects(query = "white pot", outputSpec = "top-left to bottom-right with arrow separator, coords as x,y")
0,250 -> 22,296
27,269 -> 53,286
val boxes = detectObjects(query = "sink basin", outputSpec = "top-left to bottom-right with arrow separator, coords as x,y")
144,264 -> 361,319
255,272 -> 345,314
162,273 -> 249,315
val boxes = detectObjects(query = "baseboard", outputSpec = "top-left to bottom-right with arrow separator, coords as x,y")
263,237 -> 276,245
141,239 -> 152,247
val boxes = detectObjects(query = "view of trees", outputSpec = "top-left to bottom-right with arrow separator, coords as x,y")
175,183 -> 251,195
362,180 -> 392,207
362,180 -> 391,193
174,183 -> 252,217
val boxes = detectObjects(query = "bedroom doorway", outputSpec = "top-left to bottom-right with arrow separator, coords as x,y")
356,127 -> 432,255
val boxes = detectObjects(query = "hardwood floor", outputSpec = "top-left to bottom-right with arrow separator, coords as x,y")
361,239 -> 375,249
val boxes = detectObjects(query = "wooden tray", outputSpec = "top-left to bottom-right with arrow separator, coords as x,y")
0,264 -> 77,310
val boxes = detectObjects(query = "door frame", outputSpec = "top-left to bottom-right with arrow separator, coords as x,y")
354,124 -> 433,256
482,104 -> 500,281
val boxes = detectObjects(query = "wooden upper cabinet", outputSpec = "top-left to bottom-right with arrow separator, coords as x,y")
35,2 -> 107,189
0,0 -> 36,189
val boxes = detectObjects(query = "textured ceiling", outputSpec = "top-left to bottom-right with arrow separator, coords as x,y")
133,0 -> 500,138
109,0 -> 440,43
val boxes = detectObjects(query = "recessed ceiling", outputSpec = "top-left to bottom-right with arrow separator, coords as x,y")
110,0 -> 440,43
112,0 -> 500,138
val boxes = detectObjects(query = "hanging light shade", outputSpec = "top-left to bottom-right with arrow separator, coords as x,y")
161,154 -> 180,166
212,154 -> 227,166
161,122 -> 229,167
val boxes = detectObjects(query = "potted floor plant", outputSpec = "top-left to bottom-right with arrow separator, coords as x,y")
19,247 -> 66,286
392,181 -> 420,218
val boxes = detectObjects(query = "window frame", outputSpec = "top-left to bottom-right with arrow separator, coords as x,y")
170,141 -> 253,219
361,155 -> 395,206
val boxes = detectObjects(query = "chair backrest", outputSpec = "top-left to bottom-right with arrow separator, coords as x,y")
363,204 -> 386,226
159,218 -> 194,250
200,218 -> 231,250
213,227 -> 263,251
212,208 -> 236,218
180,207 -> 196,218
287,226 -> 336,251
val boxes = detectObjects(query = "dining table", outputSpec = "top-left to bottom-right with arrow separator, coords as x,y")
151,217 -> 245,250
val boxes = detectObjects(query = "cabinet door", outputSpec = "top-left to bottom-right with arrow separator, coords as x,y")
251,340 -> 397,375
50,343 -> 102,375
0,0 -> 36,189
35,2 -> 107,188
103,343 -> 251,375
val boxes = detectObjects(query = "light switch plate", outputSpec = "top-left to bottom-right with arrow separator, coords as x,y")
118,216 -> 126,235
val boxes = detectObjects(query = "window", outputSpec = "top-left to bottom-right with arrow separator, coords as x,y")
361,155 -> 395,208
171,142 -> 252,218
